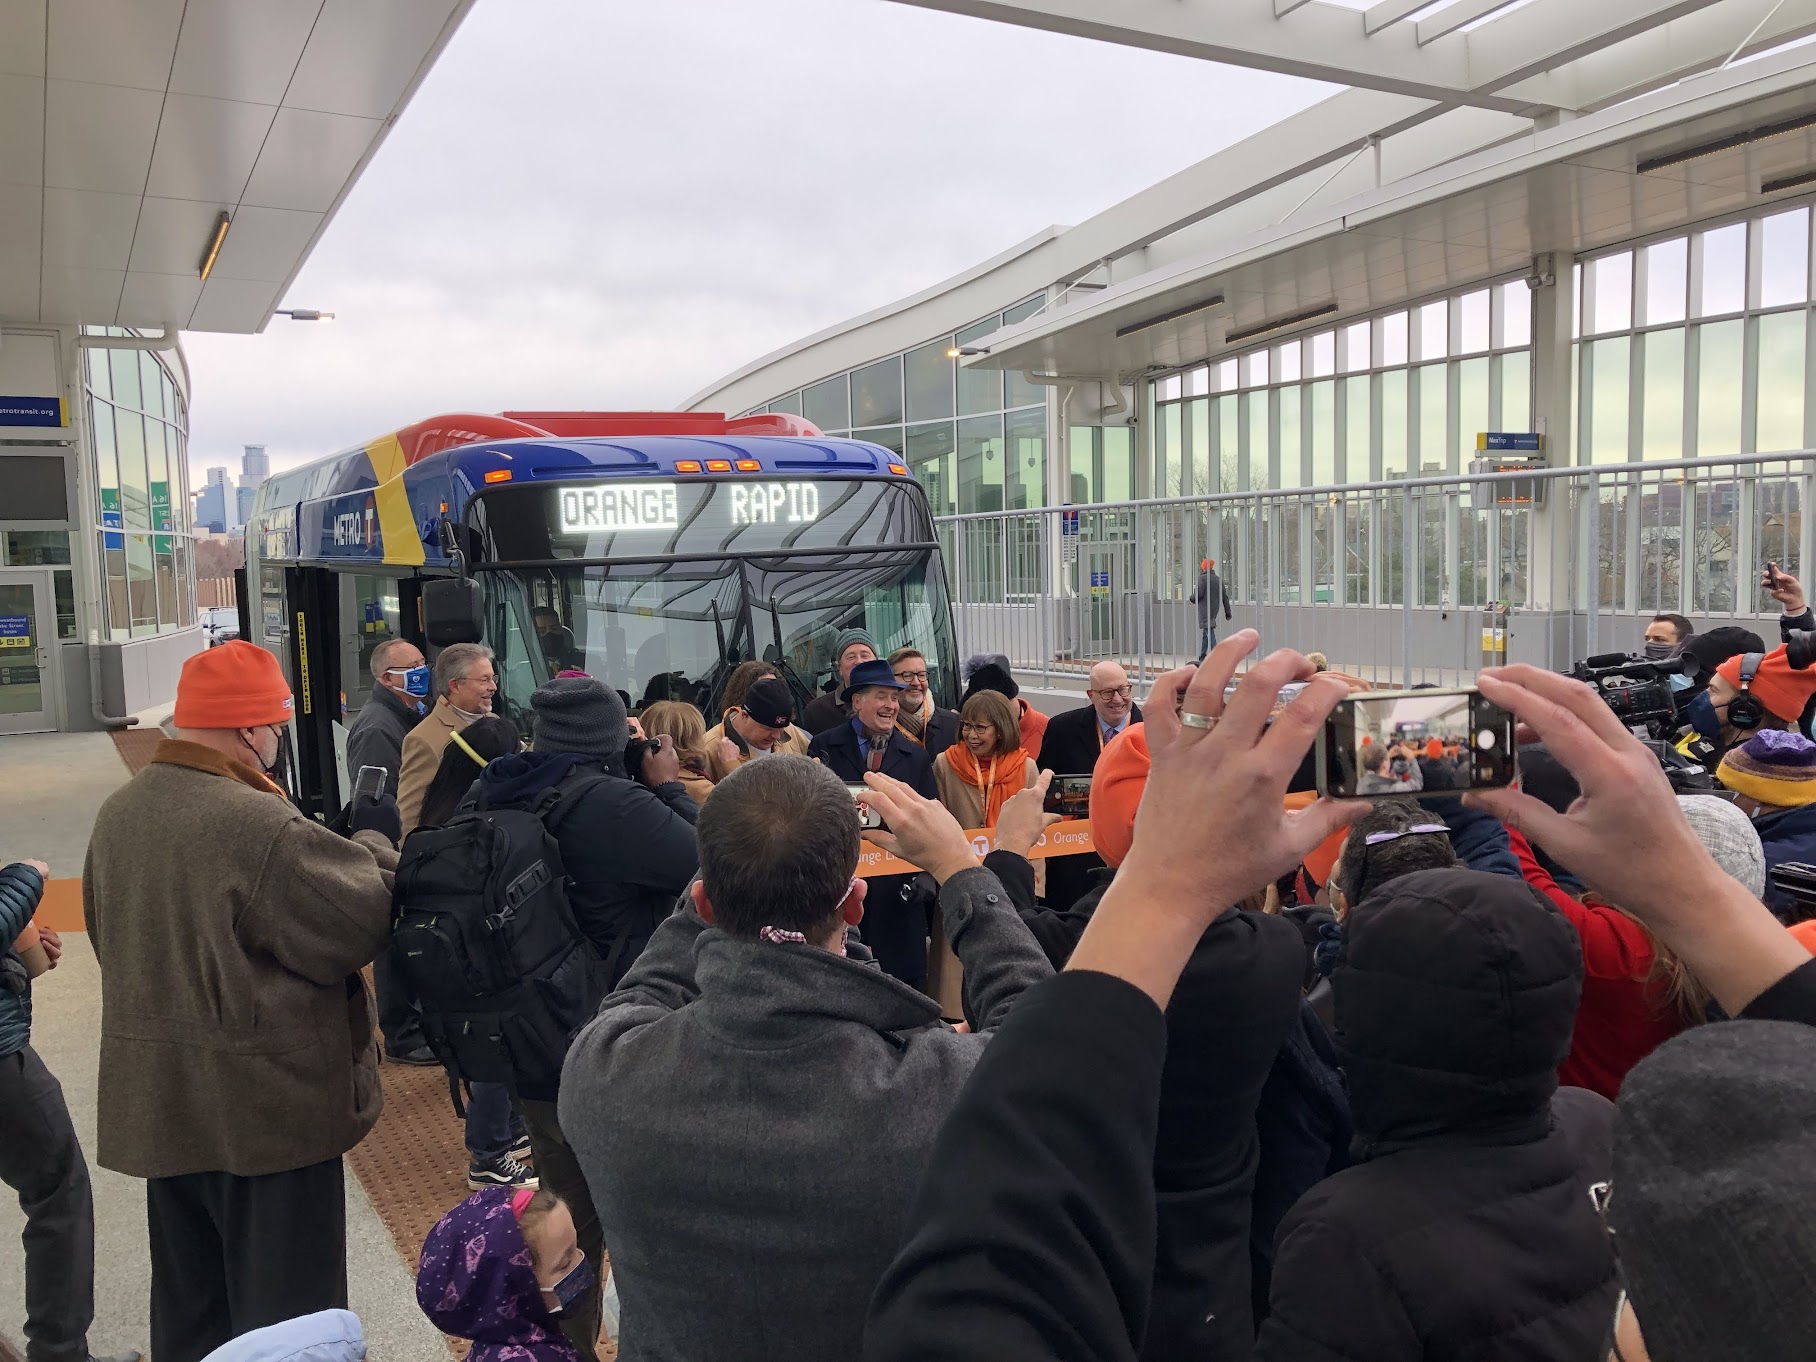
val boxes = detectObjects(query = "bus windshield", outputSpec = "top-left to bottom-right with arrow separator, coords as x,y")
484,545 -> 958,724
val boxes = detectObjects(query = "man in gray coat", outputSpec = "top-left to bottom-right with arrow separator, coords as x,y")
559,756 -> 1054,1362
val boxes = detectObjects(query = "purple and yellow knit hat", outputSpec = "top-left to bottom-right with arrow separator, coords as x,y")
1717,729 -> 1816,809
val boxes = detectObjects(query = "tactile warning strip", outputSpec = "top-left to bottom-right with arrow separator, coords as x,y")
108,727 -> 165,775
349,1057 -> 616,1360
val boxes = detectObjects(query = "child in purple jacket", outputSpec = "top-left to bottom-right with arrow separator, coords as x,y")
417,1186 -> 591,1362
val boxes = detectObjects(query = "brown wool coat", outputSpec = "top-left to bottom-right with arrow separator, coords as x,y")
82,740 -> 398,1179
397,695 -> 468,834
702,718 -> 812,783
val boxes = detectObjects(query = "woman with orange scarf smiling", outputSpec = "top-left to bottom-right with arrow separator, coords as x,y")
926,689 -> 1040,1016
934,690 -> 1037,829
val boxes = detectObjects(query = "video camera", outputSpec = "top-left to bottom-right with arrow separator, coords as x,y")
1567,651 -> 1692,740
1787,629 -> 1816,671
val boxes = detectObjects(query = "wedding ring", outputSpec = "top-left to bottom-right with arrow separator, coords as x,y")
1179,711 -> 1220,731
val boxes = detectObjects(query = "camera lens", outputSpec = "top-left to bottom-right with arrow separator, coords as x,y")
1787,630 -> 1816,672
1476,728 -> 1498,750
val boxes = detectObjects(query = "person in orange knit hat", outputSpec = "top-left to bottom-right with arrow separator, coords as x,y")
83,640 -> 405,1361
1705,645 -> 1816,756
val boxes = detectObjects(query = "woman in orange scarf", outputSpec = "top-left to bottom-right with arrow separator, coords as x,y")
934,690 -> 1036,828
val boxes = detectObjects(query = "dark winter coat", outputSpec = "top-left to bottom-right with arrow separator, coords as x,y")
1255,868 -> 1620,1362
559,868 -> 1053,1362
0,861 -> 43,1059
474,750 -> 698,988
1752,802 -> 1816,921
1014,876 -> 1305,1360
1191,567 -> 1232,626
803,687 -> 850,736
808,724 -> 940,984
1038,703 -> 1142,912
343,684 -> 423,793
417,1187 -> 582,1362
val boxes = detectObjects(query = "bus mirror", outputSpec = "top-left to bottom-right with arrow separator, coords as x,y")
423,577 -> 484,646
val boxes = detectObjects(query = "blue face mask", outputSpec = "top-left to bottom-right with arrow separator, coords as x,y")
1668,672 -> 1695,693
541,1257 -> 594,1314
384,665 -> 432,714
1685,691 -> 1724,741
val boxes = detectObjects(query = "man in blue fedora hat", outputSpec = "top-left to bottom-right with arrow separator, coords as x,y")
809,658 -> 940,986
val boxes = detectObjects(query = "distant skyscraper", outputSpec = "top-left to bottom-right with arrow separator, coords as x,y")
195,483 -> 226,532
241,445 -> 269,484
205,465 -> 229,492
235,483 -> 257,529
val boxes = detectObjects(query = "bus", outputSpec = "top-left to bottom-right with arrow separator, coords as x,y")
244,410 -> 961,818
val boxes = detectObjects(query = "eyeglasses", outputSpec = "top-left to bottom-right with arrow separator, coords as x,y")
893,670 -> 929,684
959,722 -> 996,734
1088,685 -> 1134,699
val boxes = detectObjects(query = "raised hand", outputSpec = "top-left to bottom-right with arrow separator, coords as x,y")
995,770 -> 1062,862
862,771 -> 981,884
1763,562 -> 1806,615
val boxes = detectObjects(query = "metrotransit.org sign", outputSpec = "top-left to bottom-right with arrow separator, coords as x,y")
0,396 -> 66,427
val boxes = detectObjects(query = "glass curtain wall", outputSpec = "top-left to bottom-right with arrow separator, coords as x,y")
1150,281 -> 1534,609
1576,203 -> 1816,616
84,330 -> 194,640
747,295 -> 1049,601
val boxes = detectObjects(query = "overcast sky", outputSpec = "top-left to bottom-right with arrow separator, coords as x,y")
182,0 -> 1330,478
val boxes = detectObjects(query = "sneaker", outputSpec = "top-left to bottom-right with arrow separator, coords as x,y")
468,1155 -> 538,1191
508,1133 -> 534,1163
385,1044 -> 439,1067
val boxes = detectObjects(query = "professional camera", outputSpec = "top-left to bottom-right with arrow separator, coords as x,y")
1566,651 -> 1691,740
1786,628 -> 1816,671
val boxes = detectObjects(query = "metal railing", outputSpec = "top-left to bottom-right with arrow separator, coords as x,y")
937,450 -> 1812,690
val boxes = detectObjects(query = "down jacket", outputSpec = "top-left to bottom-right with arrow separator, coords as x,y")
0,861 -> 44,1059
1256,868 -> 1619,1362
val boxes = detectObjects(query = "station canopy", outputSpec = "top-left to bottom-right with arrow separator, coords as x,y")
0,0 -> 474,333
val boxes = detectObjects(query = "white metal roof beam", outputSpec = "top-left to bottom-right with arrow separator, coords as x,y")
883,0 -> 1545,112
1502,0 -> 1816,111
1465,0 -> 1728,95
1365,0 -> 1435,35
1417,0 -> 1528,45
1274,0 -> 1320,14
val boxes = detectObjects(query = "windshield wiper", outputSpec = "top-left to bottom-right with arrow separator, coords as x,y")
766,600 -> 819,712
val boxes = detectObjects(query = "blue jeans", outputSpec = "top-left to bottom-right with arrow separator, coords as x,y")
464,1082 -> 518,1164
1198,624 -> 1218,662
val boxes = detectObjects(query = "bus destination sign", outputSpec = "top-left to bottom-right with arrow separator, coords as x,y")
556,481 -> 822,534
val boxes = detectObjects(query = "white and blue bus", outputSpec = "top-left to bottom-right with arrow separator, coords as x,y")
244,410 -> 960,817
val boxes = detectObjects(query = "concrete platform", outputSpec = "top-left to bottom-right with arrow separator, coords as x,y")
0,732 -> 451,1362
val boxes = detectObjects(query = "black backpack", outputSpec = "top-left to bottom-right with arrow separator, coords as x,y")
391,775 -> 610,1108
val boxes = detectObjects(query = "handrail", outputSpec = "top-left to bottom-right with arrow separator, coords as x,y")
932,448 -> 1816,522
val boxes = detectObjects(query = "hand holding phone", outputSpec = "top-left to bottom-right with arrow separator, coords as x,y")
351,765 -> 387,805
1317,688 -> 1515,799
847,785 -> 884,830
1042,774 -> 1094,818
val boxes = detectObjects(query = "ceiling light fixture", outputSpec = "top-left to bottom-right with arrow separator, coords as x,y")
1636,110 -> 1816,175
1762,166 -> 1816,195
1114,294 -> 1226,339
946,345 -> 989,358
1223,302 -> 1340,346
197,212 -> 230,280
274,309 -> 336,322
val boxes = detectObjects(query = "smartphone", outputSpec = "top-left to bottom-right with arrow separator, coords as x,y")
1316,687 -> 1516,799
1044,773 -> 1093,818
1768,861 -> 1816,919
352,764 -> 388,804
846,784 -> 884,830
1765,560 -> 1784,591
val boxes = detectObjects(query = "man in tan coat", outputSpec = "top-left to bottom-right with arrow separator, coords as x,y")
83,641 -> 402,1362
703,675 -> 811,781
396,641 -> 497,834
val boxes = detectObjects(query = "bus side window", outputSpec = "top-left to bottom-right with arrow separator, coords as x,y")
487,578 -> 545,734
340,573 -> 404,716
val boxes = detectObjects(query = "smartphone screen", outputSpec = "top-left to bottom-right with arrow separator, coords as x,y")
1043,774 -> 1093,818
1317,688 -> 1516,799
846,784 -> 884,830
352,764 -> 387,804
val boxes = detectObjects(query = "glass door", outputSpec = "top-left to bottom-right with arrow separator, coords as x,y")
0,572 -> 58,734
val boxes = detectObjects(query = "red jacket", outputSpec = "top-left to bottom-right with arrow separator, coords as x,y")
1507,829 -> 1685,1099
1017,699 -> 1047,765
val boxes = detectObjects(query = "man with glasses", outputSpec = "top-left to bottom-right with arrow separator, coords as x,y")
397,643 -> 497,837
705,675 -> 812,779
1038,661 -> 1143,912
888,647 -> 959,758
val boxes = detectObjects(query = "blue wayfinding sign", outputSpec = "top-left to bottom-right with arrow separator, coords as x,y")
1477,431 -> 1544,452
0,616 -> 31,650
0,396 -> 65,427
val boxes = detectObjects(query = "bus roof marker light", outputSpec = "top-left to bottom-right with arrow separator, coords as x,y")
705,459 -> 733,472
888,463 -> 909,476
675,460 -> 703,473
483,469 -> 512,483
735,459 -> 761,471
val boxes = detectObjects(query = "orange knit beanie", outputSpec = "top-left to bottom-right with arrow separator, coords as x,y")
173,640 -> 294,730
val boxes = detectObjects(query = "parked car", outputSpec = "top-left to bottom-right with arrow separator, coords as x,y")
200,606 -> 240,647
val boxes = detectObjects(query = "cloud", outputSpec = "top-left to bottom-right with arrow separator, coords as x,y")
184,0 -> 1328,476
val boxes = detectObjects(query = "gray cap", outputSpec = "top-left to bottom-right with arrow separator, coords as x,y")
1676,794 -> 1766,899
1611,1020 -> 1816,1362
531,675 -> 627,760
